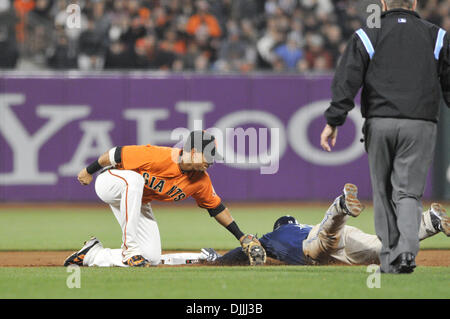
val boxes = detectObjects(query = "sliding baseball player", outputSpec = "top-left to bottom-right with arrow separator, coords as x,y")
193,184 -> 449,269
64,130 -> 264,268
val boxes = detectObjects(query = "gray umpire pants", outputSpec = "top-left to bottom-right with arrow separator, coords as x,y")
364,118 -> 437,273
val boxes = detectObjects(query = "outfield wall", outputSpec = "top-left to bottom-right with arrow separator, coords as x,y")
0,72 -> 447,201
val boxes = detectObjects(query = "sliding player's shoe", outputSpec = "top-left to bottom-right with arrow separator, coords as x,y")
430,203 -> 450,237
339,183 -> 364,217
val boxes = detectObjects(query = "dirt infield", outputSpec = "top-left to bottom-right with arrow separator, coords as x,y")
0,250 -> 449,267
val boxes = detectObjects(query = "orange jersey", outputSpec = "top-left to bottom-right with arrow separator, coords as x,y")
117,145 -> 221,209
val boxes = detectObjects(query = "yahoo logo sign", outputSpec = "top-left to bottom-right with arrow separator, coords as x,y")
0,94 -> 364,184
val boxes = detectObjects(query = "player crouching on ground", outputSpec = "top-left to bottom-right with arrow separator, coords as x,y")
200,184 -> 449,273
64,130 -> 265,268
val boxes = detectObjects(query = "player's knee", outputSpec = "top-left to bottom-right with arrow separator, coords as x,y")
319,232 -> 340,251
94,173 -> 105,193
126,172 -> 145,191
94,173 -> 113,203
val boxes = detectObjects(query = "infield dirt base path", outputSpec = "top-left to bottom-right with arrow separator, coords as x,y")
0,250 -> 449,267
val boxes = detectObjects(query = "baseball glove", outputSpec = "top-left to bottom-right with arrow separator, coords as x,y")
240,234 -> 267,266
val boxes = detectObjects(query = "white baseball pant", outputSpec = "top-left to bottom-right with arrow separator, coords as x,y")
303,197 -> 439,265
83,169 -> 161,267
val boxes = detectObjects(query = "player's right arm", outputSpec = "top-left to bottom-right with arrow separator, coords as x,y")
77,147 -> 121,185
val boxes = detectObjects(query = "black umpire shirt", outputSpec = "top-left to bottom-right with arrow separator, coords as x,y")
324,8 -> 450,127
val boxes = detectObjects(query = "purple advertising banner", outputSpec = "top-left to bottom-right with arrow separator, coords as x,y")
0,73 -> 433,202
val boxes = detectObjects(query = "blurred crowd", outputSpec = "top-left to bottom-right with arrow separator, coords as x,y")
0,0 -> 449,72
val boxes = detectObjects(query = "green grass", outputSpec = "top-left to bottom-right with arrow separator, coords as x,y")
0,266 -> 448,299
0,204 -> 448,250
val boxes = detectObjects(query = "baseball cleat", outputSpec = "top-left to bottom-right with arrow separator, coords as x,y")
248,245 -> 267,266
430,203 -> 450,236
340,183 -> 364,217
64,237 -> 100,267
125,255 -> 152,267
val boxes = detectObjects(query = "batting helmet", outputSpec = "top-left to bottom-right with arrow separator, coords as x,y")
273,215 -> 299,231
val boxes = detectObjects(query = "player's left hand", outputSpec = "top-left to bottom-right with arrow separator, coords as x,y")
320,124 -> 338,152
77,168 -> 93,185
200,248 -> 221,262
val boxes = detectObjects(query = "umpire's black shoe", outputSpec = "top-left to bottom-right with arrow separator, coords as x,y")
392,252 -> 416,274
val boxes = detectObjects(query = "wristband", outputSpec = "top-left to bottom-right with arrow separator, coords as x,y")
108,147 -> 117,166
226,221 -> 245,241
86,160 -> 103,175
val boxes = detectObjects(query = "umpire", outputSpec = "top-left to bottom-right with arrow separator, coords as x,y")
320,0 -> 449,273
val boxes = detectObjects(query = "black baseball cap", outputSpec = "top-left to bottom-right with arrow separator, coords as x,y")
183,130 -> 221,164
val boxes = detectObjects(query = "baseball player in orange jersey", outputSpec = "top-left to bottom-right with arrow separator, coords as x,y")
64,130 -> 266,267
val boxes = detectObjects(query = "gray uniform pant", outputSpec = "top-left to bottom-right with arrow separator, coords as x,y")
365,118 -> 437,273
